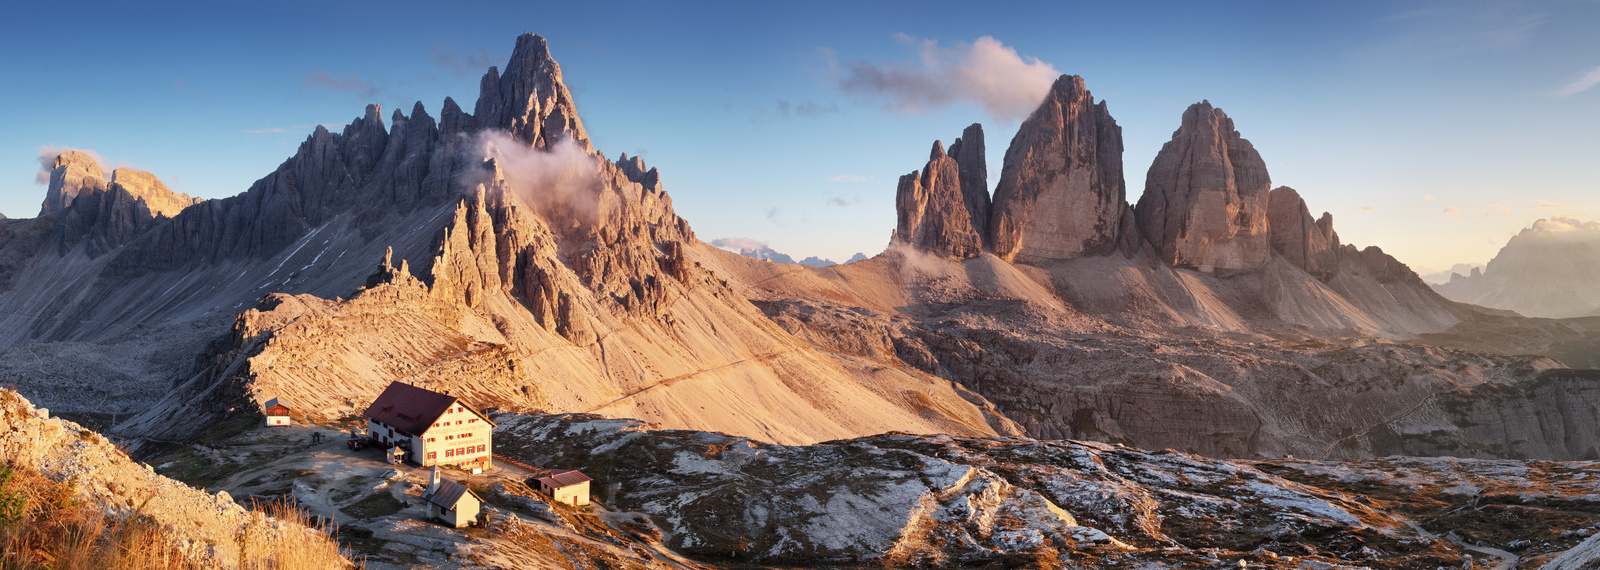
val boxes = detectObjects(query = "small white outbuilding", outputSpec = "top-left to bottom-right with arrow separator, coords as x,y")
263,398 -> 291,427
423,466 -> 481,528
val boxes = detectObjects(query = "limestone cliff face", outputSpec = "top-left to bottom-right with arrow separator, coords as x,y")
1267,186 -> 1340,280
40,153 -> 203,256
895,139 -> 984,259
1135,101 -> 1271,272
947,123 -> 990,238
475,33 -> 591,153
987,75 -> 1125,263
39,151 -> 107,216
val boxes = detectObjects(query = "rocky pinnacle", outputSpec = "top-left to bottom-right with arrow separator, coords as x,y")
987,75 -> 1125,263
895,137 -> 985,259
1135,101 -> 1271,272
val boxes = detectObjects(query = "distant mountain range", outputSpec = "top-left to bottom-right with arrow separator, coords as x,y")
710,237 -> 866,267
1433,217 -> 1600,318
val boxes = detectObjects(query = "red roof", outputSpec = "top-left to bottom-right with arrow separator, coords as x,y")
362,382 -> 459,436
537,470 -> 593,489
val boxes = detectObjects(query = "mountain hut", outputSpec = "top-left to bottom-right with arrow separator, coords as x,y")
362,382 -> 496,471
534,470 -> 593,506
264,398 -> 291,427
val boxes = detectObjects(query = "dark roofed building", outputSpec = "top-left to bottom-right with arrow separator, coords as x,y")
534,469 -> 593,506
423,467 -> 481,528
362,381 -> 496,470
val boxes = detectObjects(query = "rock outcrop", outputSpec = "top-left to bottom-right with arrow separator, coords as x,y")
1267,186 -> 1340,280
38,150 -> 107,216
1135,101 -> 1272,272
947,123 -> 989,237
987,75 -> 1126,263
894,139 -> 983,259
496,411 -> 1600,568
475,33 -> 591,153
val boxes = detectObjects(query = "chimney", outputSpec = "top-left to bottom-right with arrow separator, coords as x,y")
426,465 -> 441,497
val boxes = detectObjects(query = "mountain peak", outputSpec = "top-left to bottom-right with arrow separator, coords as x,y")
1135,100 -> 1271,272
474,33 -> 591,153
39,150 -> 107,216
987,74 -> 1126,262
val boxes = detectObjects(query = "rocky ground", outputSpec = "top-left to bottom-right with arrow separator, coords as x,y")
491,412 -> 1600,569
0,389 -> 349,568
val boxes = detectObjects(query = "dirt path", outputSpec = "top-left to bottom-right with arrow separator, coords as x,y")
583,346 -> 800,413
1400,519 -> 1519,570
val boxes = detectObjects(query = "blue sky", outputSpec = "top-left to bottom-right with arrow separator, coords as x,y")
2,1 -> 1597,272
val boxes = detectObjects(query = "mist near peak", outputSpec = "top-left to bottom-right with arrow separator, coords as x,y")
463,131 -> 602,223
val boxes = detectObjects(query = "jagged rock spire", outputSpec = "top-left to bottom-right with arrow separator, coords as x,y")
947,123 -> 990,238
1135,101 -> 1271,272
1267,186 -> 1340,280
987,75 -> 1126,263
896,132 -> 985,259
474,33 -> 592,153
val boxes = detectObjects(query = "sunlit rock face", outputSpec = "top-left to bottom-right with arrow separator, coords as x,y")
895,136 -> 985,259
1135,101 -> 1272,272
988,75 -> 1128,263
1267,185 -> 1340,280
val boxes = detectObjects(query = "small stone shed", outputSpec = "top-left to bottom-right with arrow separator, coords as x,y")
263,398 -> 291,427
534,470 -> 592,506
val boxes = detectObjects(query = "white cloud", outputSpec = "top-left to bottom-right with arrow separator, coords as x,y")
35,146 -> 107,185
1558,66 -> 1600,98
711,237 -> 768,251
1443,207 -> 1461,216
835,35 -> 1060,120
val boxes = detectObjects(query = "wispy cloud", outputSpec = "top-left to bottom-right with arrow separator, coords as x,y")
1424,194 -> 1436,201
711,237 -> 768,251
826,174 -> 869,183
1558,66 -> 1600,98
1380,0 -> 1548,56
432,42 -> 502,79
1444,207 -> 1461,216
35,146 -> 107,184
766,206 -> 782,222
1361,206 -> 1376,212
832,35 -> 1059,120
776,99 -> 839,118
245,123 -> 324,136
304,69 -> 380,98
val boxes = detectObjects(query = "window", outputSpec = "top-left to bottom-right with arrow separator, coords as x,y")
469,418 -> 477,423
427,437 -> 435,442
446,435 -> 453,440
427,452 -> 436,460
456,447 -> 464,456
476,444 -> 485,453
445,449 -> 454,458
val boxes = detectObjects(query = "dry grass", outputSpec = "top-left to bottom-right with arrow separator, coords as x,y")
0,464 -> 196,570
0,463 -> 358,569
237,498 -> 356,570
